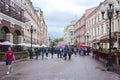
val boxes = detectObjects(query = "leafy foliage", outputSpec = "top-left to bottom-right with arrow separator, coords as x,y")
0,29 -> 6,34
13,32 -> 17,36
50,38 -> 63,46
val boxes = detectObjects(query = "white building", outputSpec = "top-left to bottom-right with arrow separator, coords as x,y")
23,0 -> 41,44
86,0 -> 120,48
64,18 -> 77,45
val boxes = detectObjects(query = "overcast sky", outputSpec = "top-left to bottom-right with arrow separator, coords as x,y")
31,0 -> 105,38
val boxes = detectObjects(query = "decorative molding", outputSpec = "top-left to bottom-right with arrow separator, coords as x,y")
0,13 -> 25,27
10,22 -> 15,28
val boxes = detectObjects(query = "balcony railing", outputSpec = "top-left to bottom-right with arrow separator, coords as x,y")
0,0 -> 29,23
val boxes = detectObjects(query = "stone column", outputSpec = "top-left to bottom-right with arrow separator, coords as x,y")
18,36 -> 23,43
6,33 -> 13,42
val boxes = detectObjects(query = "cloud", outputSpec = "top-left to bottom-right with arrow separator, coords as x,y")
31,0 -> 105,38
48,26 -> 64,38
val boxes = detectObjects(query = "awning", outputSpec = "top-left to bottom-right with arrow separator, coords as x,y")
100,35 -> 116,43
1,41 -> 15,46
92,39 -> 100,43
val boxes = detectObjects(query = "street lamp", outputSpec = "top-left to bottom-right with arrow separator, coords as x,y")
86,33 -> 89,46
100,0 -> 120,71
85,33 -> 89,45
29,25 -> 36,59
49,37 -> 51,46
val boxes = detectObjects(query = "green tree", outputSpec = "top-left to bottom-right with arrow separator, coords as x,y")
50,38 -> 63,46
0,29 -> 6,34
13,32 -> 17,36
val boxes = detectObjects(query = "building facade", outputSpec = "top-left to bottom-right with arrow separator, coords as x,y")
23,0 -> 41,44
74,15 -> 86,45
39,9 -> 48,45
64,18 -> 77,46
0,0 -> 49,46
86,0 -> 120,48
74,7 -> 97,46
0,0 -> 26,44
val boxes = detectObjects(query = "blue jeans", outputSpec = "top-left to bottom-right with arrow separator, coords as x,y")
6,60 -> 12,65
42,54 -> 44,60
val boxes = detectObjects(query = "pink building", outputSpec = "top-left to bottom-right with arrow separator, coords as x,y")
74,7 -> 97,46
0,0 -> 27,44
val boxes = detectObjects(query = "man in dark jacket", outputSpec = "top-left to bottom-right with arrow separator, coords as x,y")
50,47 -> 54,59
35,48 -> 39,60
41,47 -> 46,60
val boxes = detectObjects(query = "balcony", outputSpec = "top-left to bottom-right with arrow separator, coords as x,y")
0,0 -> 29,23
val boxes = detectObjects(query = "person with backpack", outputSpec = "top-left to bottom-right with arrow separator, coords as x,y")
63,47 -> 68,60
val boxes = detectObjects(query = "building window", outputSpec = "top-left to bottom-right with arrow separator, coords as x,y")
118,20 -> 120,31
27,29 -> 29,32
0,1 -> 4,11
106,24 -> 109,35
92,28 -> 94,36
98,27 -> 99,35
71,38 -> 73,43
70,31 -> 73,36
94,17 -> 96,24
10,1 -> 14,7
101,25 -> 103,34
112,22 -> 114,32
98,15 -> 100,22
118,0 -> 120,4
5,4 -> 9,12
92,19 -> 93,25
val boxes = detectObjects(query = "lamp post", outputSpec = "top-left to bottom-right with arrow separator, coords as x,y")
85,33 -> 89,45
29,25 -> 33,59
49,37 -> 51,47
86,33 -> 89,46
100,0 -> 120,71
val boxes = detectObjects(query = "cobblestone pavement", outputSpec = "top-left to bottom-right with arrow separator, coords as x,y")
0,55 -> 120,80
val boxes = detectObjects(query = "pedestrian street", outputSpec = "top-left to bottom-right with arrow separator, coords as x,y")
1,54 -> 120,80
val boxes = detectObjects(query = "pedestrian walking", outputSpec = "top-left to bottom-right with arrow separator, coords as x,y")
41,47 -> 46,60
74,48 -> 77,55
83,48 -> 86,56
68,48 -> 72,60
63,48 -> 68,60
57,48 -> 60,58
50,47 -> 54,59
79,48 -> 82,56
46,48 -> 49,59
35,48 -> 39,60
5,47 -> 15,75
86,47 -> 91,55
60,47 -> 63,58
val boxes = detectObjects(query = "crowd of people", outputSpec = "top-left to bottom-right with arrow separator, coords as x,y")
33,46 -> 91,60
4,46 -> 91,75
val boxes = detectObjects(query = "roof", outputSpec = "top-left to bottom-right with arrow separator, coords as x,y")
85,6 -> 97,17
